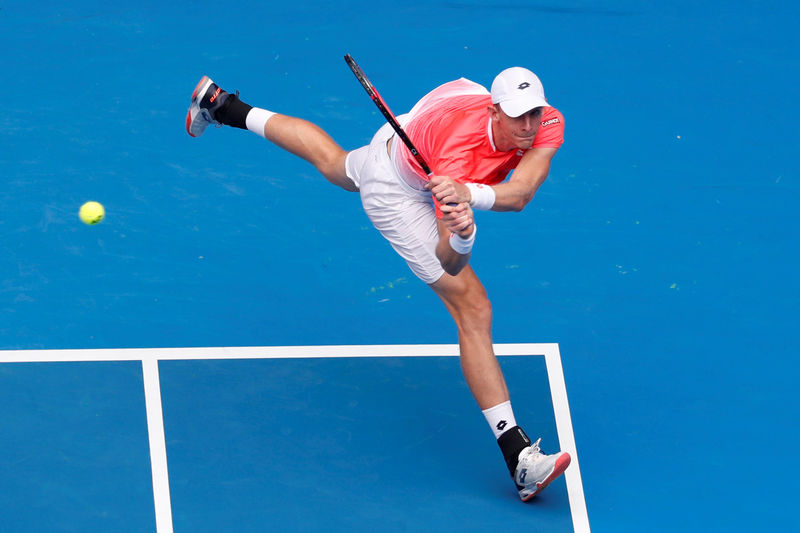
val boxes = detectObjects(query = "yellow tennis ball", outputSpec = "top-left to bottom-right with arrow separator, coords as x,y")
79,201 -> 105,225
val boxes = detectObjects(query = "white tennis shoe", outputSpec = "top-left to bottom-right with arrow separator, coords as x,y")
185,75 -> 231,138
514,438 -> 571,501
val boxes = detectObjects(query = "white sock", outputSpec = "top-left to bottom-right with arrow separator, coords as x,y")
245,107 -> 276,139
482,400 -> 517,439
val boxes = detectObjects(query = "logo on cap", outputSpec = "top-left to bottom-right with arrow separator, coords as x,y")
518,82 -> 531,90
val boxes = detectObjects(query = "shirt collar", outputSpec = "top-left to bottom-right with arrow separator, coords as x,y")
487,117 -> 497,152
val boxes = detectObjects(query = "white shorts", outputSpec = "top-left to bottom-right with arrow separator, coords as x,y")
345,123 -> 444,285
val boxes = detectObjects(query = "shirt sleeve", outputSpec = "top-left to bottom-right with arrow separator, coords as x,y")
532,108 -> 564,149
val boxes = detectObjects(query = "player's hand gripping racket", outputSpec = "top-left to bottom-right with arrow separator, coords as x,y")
345,53 -> 469,227
344,54 -> 431,176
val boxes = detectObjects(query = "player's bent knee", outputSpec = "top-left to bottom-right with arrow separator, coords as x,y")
460,296 -> 492,328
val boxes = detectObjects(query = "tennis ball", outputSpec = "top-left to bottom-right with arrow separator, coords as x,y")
79,201 -> 105,225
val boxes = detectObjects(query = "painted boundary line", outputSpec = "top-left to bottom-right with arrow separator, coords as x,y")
142,358 -> 174,533
545,345 -> 590,533
0,344 -> 590,533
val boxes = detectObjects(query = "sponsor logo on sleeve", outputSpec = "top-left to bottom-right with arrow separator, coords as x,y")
541,117 -> 560,127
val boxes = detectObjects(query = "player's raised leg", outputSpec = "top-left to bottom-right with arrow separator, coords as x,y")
186,76 -> 357,191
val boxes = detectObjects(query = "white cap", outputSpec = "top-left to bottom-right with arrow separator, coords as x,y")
490,67 -> 548,117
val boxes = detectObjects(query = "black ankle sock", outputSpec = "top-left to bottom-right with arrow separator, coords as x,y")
216,93 -> 252,130
497,426 -> 532,476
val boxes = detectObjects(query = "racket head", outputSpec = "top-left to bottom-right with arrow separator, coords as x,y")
344,54 -> 374,95
344,54 -> 432,176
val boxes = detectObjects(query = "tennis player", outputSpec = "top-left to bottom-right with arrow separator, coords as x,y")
186,66 -> 570,501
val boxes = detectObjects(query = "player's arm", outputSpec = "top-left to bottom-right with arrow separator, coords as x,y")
488,146 -> 558,212
426,146 -> 559,213
435,203 -> 475,276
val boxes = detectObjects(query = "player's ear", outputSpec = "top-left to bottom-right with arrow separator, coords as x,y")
487,104 -> 500,121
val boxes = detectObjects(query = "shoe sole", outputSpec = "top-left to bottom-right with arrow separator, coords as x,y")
185,75 -> 213,137
521,452 -> 571,502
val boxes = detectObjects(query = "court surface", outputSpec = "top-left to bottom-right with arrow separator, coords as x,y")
1,344 -> 586,532
1,1 -> 798,531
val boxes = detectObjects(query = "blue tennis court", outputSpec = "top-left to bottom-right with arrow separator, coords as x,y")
1,1 -> 798,531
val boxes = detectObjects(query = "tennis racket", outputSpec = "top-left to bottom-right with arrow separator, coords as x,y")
344,54 -> 432,176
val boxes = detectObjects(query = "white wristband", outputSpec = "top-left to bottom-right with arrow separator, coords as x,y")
245,108 -> 276,139
448,224 -> 477,255
466,183 -> 496,210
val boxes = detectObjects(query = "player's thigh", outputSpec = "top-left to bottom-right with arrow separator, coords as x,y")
430,265 -> 490,312
353,125 -> 444,284
361,193 -> 444,285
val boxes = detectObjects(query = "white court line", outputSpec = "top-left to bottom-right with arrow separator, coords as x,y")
0,343 -> 589,533
545,345 -> 591,533
0,343 -> 562,362
142,359 -> 174,533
